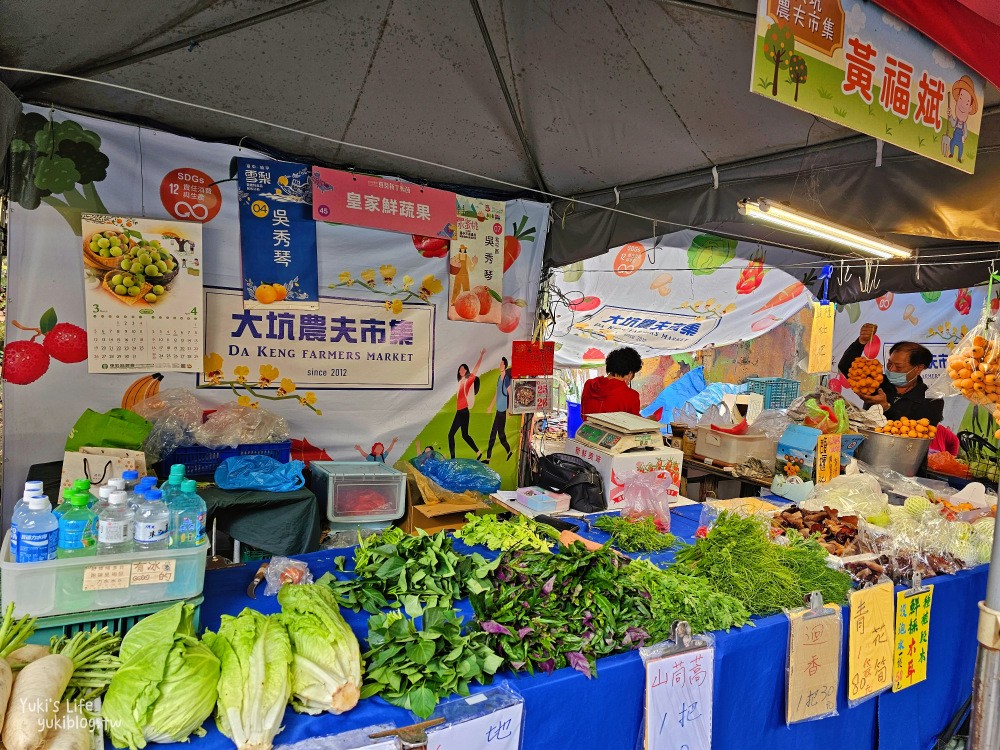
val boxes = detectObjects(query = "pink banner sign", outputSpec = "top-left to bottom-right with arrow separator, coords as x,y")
312,167 -> 456,238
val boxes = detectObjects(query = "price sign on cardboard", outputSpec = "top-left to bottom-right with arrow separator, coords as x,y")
130,559 -> 176,586
807,302 -> 835,374
644,646 -> 714,750
848,583 -> 894,703
786,605 -> 841,724
893,586 -> 933,692
82,563 -> 132,591
426,696 -> 523,750
510,341 -> 555,377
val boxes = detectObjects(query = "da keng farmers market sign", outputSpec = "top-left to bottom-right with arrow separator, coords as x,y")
203,289 -> 435,390
751,0 -> 985,173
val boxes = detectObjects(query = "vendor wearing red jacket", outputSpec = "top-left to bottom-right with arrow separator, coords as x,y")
581,347 -> 643,421
838,323 -> 944,425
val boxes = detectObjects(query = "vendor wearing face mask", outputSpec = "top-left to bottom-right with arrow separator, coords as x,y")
838,323 -> 944,425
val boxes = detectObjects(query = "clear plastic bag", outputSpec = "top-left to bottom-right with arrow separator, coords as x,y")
697,403 -> 733,429
618,472 -> 672,531
672,403 -> 698,425
803,398 -> 839,434
264,556 -> 313,596
789,387 -> 884,432
928,305 -> 999,405
192,403 -> 289,449
132,388 -> 204,461
749,410 -> 793,441
214,454 -> 305,492
801,474 -> 888,518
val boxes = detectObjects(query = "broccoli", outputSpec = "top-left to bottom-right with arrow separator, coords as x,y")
8,112 -> 110,228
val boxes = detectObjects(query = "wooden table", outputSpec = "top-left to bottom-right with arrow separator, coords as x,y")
681,455 -> 773,500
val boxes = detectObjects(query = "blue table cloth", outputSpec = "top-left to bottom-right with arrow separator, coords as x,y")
179,505 -> 986,750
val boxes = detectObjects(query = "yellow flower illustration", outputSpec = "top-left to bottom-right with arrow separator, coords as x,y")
380,264 -> 397,285
233,365 -> 249,384
258,364 -> 280,387
339,271 -> 354,286
237,395 -> 259,409
402,275 -> 414,290
303,391 -> 317,405
722,303 -> 737,314
390,299 -> 403,314
204,352 -> 224,384
277,377 -> 297,396
361,268 -> 377,288
419,275 -> 444,301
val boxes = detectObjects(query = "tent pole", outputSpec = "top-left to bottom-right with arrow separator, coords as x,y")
969,479 -> 1000,747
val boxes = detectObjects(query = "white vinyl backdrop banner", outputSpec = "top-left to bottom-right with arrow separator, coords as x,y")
551,231 -> 814,366
3,106 -> 548,516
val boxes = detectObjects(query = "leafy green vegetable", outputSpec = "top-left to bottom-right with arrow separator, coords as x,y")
103,602 -> 220,750
594,515 -> 678,552
454,512 -> 558,552
278,583 -> 363,715
328,527 -> 499,614
205,608 -> 293,750
0,602 -> 37,657
687,234 -> 737,275
362,607 -> 501,719
672,512 -> 852,615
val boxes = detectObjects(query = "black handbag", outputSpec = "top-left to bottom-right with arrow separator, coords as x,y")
533,452 -> 606,513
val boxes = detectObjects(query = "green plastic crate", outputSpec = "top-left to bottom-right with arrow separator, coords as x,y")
28,596 -> 203,645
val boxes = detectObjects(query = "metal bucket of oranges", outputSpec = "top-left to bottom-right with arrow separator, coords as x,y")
857,418 -> 935,477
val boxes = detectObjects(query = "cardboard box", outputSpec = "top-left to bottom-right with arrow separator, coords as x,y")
564,440 -> 683,506
771,426 -> 841,503
400,475 -> 487,534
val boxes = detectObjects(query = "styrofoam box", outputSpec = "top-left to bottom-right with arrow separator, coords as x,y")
311,461 -> 406,524
695,427 -> 776,466
0,533 -> 207,618
564,441 -> 683,505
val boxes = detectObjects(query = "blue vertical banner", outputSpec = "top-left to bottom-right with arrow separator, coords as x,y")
237,158 -> 319,310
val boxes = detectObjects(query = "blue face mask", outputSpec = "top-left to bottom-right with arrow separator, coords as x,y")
886,368 -> 913,386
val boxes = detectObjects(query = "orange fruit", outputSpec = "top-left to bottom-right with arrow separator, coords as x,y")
271,283 -> 288,301
255,284 -> 277,304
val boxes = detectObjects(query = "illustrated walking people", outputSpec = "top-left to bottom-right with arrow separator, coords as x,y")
485,356 -> 513,463
448,349 -> 486,459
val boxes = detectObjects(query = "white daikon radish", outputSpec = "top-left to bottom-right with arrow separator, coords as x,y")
6,646 -> 51,672
2,654 -> 74,750
40,701 -> 92,750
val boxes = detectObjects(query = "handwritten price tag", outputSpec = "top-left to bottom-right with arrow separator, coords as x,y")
82,563 -> 132,591
645,646 -> 714,750
807,302 -> 835,373
426,701 -> 523,750
848,583 -> 894,702
893,586 -> 933,692
130,559 -> 176,586
786,605 -> 841,724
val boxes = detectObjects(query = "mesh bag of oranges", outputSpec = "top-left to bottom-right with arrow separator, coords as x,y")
875,416 -> 937,440
846,356 -> 884,396
931,323 -> 1000,407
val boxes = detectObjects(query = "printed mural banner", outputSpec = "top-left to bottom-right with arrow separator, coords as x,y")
751,0 -> 986,173
552,231 -> 813,365
82,214 -> 203,373
448,197 -> 505,324
2,105 -> 549,517
238,158 -> 319,310
204,289 -> 435,390
312,166 -> 457,239
831,287 -> 989,436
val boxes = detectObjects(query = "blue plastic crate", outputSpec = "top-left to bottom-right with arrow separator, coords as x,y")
157,441 -> 292,477
746,377 -> 800,410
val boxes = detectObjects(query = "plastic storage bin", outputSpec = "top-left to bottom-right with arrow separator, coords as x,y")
310,461 -> 406,525
28,596 -> 203,645
156,441 -> 292,477
0,533 -> 208,618
695,426 -> 776,467
746,377 -> 800,409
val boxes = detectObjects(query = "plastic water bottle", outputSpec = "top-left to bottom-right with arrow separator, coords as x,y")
160,465 -> 186,505
134,488 -> 170,551
108,478 -> 126,492
98,492 -> 135,555
12,496 -> 58,563
53,489 -> 79,519
57,494 -> 97,558
91,486 -> 115,518
171,480 -> 207,548
10,491 -> 48,561
12,481 -> 44,516
127,476 -> 157,512
121,470 -> 140,492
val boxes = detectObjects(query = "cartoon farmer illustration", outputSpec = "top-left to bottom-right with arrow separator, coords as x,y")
450,244 -> 478,304
947,75 -> 978,163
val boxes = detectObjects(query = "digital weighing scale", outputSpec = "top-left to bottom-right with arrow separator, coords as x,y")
572,412 -> 666,455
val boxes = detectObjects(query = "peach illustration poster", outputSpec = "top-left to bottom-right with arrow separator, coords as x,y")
82,214 -> 203,373
448,196 -> 504,324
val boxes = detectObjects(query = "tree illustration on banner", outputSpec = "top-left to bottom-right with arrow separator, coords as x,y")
788,54 -> 808,102
8,112 -> 109,230
763,21 -> 796,97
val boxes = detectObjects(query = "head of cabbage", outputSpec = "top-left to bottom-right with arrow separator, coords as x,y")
103,602 -> 220,750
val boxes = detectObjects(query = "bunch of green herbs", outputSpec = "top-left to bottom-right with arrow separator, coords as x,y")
329,527 -> 498,615
454,512 -> 558,553
671,511 -> 852,615
594,515 -> 678,552
361,607 -> 502,719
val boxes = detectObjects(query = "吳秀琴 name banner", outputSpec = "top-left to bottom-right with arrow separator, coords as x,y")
238,158 -> 319,310
203,289 -> 435,390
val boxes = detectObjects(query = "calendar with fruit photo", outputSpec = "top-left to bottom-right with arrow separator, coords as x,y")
81,214 -> 204,373
448,197 -> 505,324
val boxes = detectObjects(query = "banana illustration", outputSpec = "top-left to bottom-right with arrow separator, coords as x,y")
122,373 -> 164,410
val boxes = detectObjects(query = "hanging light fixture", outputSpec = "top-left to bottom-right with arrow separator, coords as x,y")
738,198 -> 911,260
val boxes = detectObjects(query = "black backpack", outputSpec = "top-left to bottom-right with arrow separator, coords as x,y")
533,452 -> 606,513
